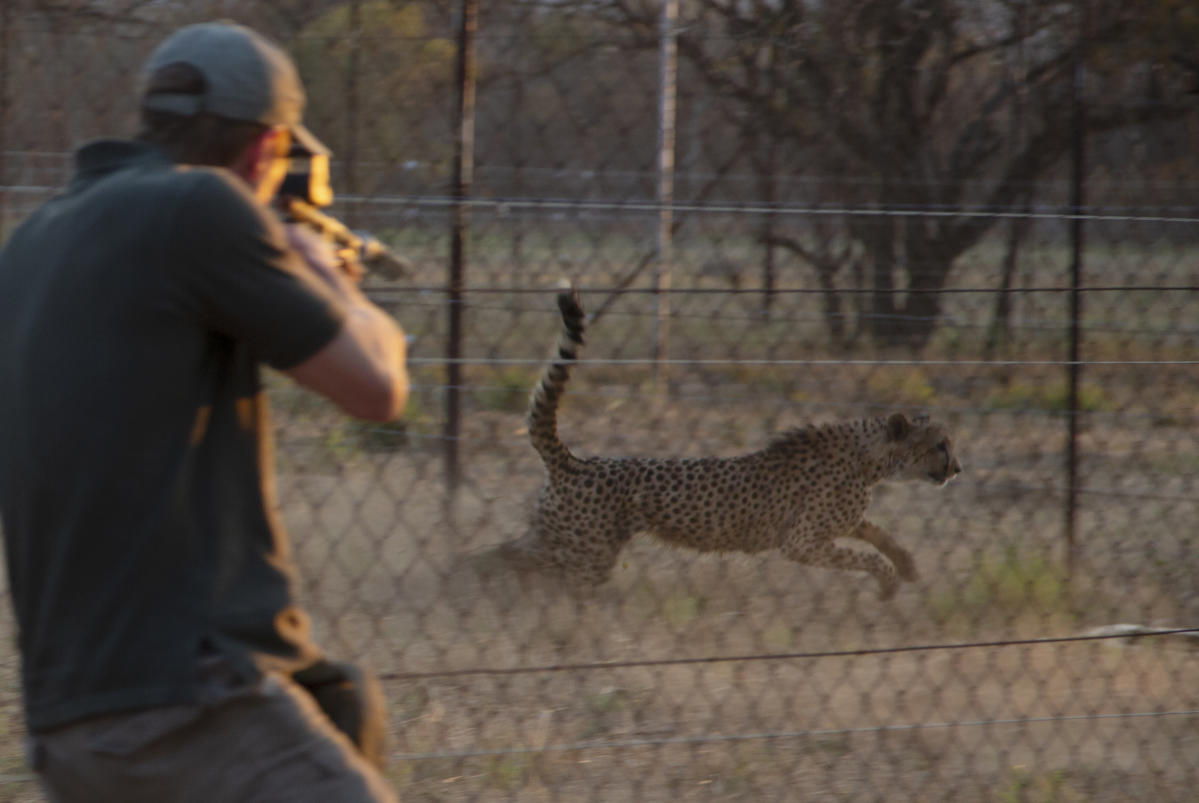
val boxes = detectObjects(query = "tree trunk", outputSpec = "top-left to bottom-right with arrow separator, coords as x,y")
857,208 -> 955,353
984,200 -> 1032,359
814,261 -> 845,348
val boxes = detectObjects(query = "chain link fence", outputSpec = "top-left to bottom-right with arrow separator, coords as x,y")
2,2 -> 1197,800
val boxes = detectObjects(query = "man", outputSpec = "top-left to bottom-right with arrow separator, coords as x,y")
0,22 -> 405,802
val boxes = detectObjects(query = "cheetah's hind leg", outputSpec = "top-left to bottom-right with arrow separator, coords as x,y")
455,531 -> 579,605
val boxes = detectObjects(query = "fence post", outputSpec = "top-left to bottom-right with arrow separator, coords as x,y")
344,0 -> 361,228
1065,0 -> 1089,580
444,0 -> 477,493
0,0 -> 8,236
652,0 -> 678,394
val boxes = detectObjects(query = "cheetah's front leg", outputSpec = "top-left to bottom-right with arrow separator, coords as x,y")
781,538 -> 900,601
847,520 -> 919,583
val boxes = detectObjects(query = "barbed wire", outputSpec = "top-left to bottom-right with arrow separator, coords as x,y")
3,11 -> 1196,798
468,163 -> 1199,193
7,179 -> 1199,225
2,628 -> 1168,714
389,709 -> 1199,763
384,297 -> 1199,339
407,357 -> 1199,367
338,194 -> 1199,225
17,707 -> 1193,782
8,158 -> 1199,200
388,714 -> 1199,762
1,19 -> 1187,58
370,285 -> 1199,297
370,385 -> 1199,427
377,628 -> 1199,683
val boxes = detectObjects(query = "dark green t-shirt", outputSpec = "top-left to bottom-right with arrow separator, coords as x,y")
0,140 -> 347,731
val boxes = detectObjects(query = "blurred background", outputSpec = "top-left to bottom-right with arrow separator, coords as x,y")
1,1 -> 1197,800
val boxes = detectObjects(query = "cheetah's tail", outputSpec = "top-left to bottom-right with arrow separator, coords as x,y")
527,284 -> 586,467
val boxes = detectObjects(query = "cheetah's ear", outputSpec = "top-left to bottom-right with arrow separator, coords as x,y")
886,413 -> 911,441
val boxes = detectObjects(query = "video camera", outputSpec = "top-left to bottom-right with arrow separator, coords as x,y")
277,139 -> 411,279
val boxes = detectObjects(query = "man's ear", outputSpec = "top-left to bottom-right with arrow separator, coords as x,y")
886,412 -> 911,441
233,127 -> 288,203
231,130 -> 267,182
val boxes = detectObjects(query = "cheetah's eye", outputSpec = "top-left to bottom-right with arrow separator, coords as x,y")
936,440 -> 948,454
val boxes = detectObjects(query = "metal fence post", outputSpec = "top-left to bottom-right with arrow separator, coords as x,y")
0,0 -> 8,236
1065,0 -> 1090,580
652,0 -> 678,394
444,0 -> 478,493
344,0 -> 361,228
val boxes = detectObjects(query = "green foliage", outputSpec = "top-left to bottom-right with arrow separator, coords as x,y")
1099,0 -> 1199,76
865,368 -> 937,406
320,420 -> 358,461
661,592 -> 704,627
292,3 -> 456,169
995,767 -> 1081,803
987,380 -> 1115,413
929,544 -> 1073,628
474,366 -> 538,413
528,6 -> 596,62
484,755 -> 526,791
310,393 -> 436,461
348,393 -> 437,452
811,734 -> 852,757
347,417 -> 411,453
484,753 -> 549,792
587,688 -> 630,716
761,620 -> 794,650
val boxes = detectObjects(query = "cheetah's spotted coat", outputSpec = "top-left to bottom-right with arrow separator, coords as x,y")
498,289 -> 962,599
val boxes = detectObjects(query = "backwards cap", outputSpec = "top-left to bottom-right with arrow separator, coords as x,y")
141,21 -> 327,155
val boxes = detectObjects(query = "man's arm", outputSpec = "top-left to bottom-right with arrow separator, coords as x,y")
285,303 -> 407,422
173,171 -> 409,422
280,225 -> 408,423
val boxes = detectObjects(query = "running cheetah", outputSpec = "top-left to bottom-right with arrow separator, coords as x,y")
497,288 -> 961,600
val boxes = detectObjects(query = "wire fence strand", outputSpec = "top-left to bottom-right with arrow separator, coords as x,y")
2,3 -> 1198,801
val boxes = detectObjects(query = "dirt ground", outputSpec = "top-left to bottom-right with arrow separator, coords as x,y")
0,304 -> 1195,801
226,383 -> 1199,800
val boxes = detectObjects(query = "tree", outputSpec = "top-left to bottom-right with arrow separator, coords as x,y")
595,0 -> 1198,350
292,2 -> 456,197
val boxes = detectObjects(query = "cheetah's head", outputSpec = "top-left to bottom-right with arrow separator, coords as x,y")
885,413 -> 962,486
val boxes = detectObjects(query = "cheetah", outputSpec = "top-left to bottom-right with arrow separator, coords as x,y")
497,288 -> 962,600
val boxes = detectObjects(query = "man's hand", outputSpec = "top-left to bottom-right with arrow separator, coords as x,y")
285,224 -> 364,296
282,223 -> 409,422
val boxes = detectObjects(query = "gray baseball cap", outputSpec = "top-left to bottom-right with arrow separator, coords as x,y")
141,21 -> 327,155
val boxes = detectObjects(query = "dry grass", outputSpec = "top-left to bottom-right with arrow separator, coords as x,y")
0,282 -> 1195,800
261,374 -> 1197,801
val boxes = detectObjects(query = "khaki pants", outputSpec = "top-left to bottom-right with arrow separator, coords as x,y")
27,673 -> 398,803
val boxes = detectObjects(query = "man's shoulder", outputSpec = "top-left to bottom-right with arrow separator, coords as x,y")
175,164 -> 257,205
155,166 -> 284,253
185,167 -> 277,225
116,163 -> 256,223
62,155 -> 278,264
68,140 -> 237,202
63,158 -> 253,241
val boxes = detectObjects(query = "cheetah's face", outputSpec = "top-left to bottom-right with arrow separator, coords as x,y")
889,414 -> 962,486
